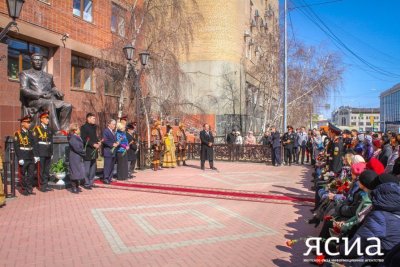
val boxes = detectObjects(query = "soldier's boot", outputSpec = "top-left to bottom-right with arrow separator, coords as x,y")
177,160 -> 181,166
183,160 -> 188,166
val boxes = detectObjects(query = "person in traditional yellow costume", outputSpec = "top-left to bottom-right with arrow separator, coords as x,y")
162,125 -> 177,168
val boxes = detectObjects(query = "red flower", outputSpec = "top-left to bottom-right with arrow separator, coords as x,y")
86,137 -> 90,141
315,254 -> 325,265
60,130 -> 68,136
323,215 -> 333,221
333,225 -> 341,234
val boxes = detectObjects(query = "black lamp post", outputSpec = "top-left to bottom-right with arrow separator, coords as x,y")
0,0 -> 25,41
123,45 -> 150,169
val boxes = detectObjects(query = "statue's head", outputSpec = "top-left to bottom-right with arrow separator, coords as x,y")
31,53 -> 43,70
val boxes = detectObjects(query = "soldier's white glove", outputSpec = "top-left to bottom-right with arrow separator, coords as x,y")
18,160 -> 24,166
34,157 -> 40,163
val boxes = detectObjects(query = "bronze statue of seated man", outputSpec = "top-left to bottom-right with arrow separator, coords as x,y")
19,53 -> 72,132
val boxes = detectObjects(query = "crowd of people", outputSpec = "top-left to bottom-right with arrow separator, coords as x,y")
296,123 -> 400,265
12,111 -> 205,195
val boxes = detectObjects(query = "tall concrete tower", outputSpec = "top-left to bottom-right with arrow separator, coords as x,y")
180,0 -> 279,134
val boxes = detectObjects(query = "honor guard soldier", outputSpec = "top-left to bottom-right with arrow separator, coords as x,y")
14,115 -> 36,195
33,111 -> 54,192
328,123 -> 343,175
176,123 -> 188,166
151,121 -> 163,171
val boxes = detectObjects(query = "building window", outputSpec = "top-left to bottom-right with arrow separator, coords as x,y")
71,55 -> 94,91
351,122 -> 357,126
104,77 -> 121,96
5,38 -> 49,79
111,3 -> 125,37
366,122 -> 371,126
359,122 -> 364,126
73,0 -> 93,22
341,117 -> 346,126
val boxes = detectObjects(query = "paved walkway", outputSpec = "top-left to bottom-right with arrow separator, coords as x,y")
0,161 -> 318,267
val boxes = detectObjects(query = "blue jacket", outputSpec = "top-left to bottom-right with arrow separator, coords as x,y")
340,182 -> 400,259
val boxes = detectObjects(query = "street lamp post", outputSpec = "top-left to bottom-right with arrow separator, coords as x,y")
123,45 -> 150,169
0,0 -> 25,41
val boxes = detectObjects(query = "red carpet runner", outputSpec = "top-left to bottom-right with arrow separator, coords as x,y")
94,180 -> 315,205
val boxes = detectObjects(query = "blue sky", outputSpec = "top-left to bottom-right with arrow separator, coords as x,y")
285,0 -> 400,118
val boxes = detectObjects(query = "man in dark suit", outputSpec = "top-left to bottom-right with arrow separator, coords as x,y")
270,126 -> 282,166
200,124 -> 217,170
80,113 -> 101,189
102,119 -> 118,184
32,111 -> 53,192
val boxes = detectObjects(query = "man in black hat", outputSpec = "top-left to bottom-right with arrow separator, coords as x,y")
32,111 -> 54,192
14,115 -> 36,195
328,123 -> 344,174
282,125 -> 295,166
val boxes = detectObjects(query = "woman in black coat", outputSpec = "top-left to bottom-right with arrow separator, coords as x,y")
68,123 -> 87,194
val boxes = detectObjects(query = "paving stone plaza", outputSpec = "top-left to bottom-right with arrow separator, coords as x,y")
0,161 -> 318,266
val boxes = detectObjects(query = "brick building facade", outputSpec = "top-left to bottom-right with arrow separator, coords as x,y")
0,0 -> 136,150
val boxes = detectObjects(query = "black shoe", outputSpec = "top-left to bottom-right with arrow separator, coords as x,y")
103,180 -> 110,184
21,191 -> 29,196
201,167 -> 205,170
46,187 -> 54,191
71,187 -> 79,194
83,186 -> 92,190
308,217 -> 319,224
183,162 -> 188,166
211,167 -> 217,170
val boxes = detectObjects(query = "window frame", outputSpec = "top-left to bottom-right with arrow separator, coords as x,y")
6,38 -> 50,80
71,55 -> 95,92
73,0 -> 93,23
111,2 -> 126,37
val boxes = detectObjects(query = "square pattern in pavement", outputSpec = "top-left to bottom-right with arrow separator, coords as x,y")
92,201 -> 276,254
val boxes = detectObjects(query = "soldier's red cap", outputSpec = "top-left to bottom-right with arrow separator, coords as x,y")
120,115 -> 128,121
39,111 -> 49,119
19,115 -> 32,122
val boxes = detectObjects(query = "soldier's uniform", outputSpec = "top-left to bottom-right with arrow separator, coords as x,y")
328,123 -> 343,175
176,123 -> 188,166
33,111 -> 53,192
14,115 -> 35,195
151,121 -> 163,171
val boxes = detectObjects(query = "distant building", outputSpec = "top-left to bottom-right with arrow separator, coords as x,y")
331,106 -> 380,132
380,83 -> 400,132
179,0 -> 280,134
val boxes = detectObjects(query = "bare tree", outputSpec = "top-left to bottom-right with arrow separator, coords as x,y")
98,0 -> 202,149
